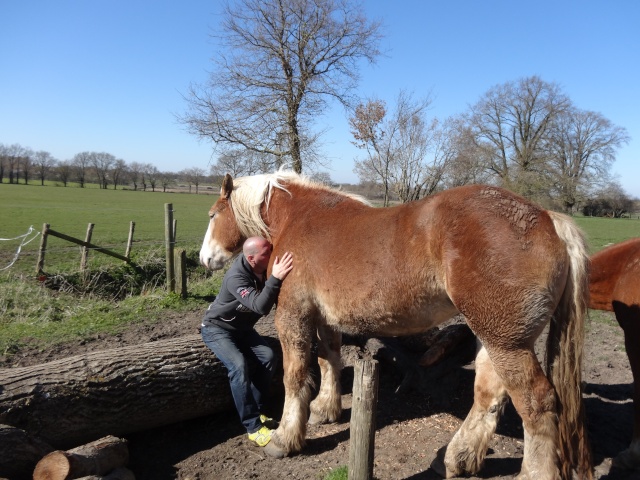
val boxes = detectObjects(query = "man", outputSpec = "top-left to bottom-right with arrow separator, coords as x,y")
201,236 -> 293,451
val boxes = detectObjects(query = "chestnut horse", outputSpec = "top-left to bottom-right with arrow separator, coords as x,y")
589,237 -> 640,470
200,171 -> 593,480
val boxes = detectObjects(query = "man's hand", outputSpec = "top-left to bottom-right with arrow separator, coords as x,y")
272,251 -> 293,280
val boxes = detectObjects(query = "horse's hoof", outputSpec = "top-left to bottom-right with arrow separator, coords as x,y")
308,412 -> 327,425
262,440 -> 288,458
430,445 -> 450,478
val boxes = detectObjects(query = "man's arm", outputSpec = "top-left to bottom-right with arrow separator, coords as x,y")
226,272 -> 283,316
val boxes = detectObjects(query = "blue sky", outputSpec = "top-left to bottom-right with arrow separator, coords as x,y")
1,1 -> 639,197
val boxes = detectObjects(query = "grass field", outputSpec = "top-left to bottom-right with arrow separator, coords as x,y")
0,182 -> 218,275
574,216 -> 640,252
1,183 -> 638,357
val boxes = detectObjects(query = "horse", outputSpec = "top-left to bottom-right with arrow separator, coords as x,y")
199,170 -> 593,480
589,237 -> 640,470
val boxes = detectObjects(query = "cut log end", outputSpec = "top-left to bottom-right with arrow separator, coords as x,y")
32,450 -> 72,480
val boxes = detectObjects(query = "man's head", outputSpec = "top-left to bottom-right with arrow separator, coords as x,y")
243,237 -> 273,274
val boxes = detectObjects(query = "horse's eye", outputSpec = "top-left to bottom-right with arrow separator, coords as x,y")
209,213 -> 215,220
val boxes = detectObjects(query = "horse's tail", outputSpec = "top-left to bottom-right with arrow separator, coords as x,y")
547,211 -> 593,480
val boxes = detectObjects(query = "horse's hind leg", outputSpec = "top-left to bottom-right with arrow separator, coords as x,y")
309,325 -> 342,425
489,347 -> 560,480
432,344 -> 508,478
612,302 -> 640,470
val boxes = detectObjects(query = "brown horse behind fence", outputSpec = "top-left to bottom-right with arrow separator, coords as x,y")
200,171 -> 593,479
589,237 -> 640,470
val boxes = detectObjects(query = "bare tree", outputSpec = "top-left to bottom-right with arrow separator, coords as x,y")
128,162 -> 145,190
350,98 -> 392,205
34,151 -> 57,186
390,92 -> 444,202
181,0 -> 382,174
20,150 -> 34,184
144,164 -> 159,192
467,76 -> 570,198
440,116 -> 494,189
546,108 -> 630,213
91,152 -> 116,189
310,171 -> 334,186
211,148 -> 276,178
351,91 -> 441,205
0,143 -> 6,183
181,167 -> 207,194
2,143 -> 29,184
56,160 -> 73,187
72,152 -> 93,187
111,159 -> 127,190
160,172 -> 174,192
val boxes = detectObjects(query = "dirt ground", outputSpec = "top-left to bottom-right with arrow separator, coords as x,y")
4,309 -> 640,480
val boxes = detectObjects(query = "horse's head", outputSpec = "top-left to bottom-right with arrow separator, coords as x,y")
199,174 -> 245,270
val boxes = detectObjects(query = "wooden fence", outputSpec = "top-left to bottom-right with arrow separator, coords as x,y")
35,203 -> 188,296
36,222 -> 136,274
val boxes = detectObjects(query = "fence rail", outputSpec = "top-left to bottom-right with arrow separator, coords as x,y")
36,223 -> 135,274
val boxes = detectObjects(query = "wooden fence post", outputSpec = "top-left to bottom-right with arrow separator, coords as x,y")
349,359 -> 379,480
36,223 -> 50,274
80,223 -> 95,271
125,221 -> 135,260
172,218 -> 178,244
165,204 -> 175,292
174,249 -> 187,298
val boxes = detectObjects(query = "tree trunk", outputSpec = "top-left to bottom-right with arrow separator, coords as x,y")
0,424 -> 54,480
0,332 -> 282,450
33,435 -> 129,480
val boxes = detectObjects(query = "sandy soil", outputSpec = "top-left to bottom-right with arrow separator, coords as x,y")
3,309 -> 639,480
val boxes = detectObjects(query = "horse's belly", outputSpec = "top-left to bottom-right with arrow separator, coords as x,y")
320,297 -> 458,337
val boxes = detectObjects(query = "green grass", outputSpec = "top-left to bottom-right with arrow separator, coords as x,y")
322,466 -> 348,480
0,182 -> 218,275
573,216 -> 640,252
0,270 -> 223,356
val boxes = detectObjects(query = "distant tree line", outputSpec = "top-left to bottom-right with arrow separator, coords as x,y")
0,145 -> 212,194
348,76 -> 633,215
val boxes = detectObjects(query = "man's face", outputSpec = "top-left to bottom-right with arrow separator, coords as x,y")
251,242 -> 273,272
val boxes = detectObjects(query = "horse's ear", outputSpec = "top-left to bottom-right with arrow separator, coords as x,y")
221,174 -> 233,199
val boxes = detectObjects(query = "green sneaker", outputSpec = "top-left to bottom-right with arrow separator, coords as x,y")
248,426 -> 273,447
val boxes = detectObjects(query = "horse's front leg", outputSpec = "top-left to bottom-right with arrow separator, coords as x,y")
309,324 -> 342,425
269,309 -> 315,457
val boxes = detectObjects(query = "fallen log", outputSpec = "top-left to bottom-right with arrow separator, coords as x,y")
33,435 -> 128,480
419,323 -> 475,367
76,467 -> 135,480
0,329 -> 282,449
0,424 -> 54,480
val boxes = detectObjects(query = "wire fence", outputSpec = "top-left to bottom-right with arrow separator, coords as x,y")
0,226 -> 41,271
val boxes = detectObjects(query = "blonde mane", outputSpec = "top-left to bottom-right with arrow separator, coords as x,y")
228,170 -> 369,240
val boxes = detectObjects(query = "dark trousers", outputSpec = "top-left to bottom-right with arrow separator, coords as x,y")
201,323 -> 277,433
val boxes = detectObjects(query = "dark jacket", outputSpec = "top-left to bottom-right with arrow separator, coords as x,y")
202,254 -> 283,331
